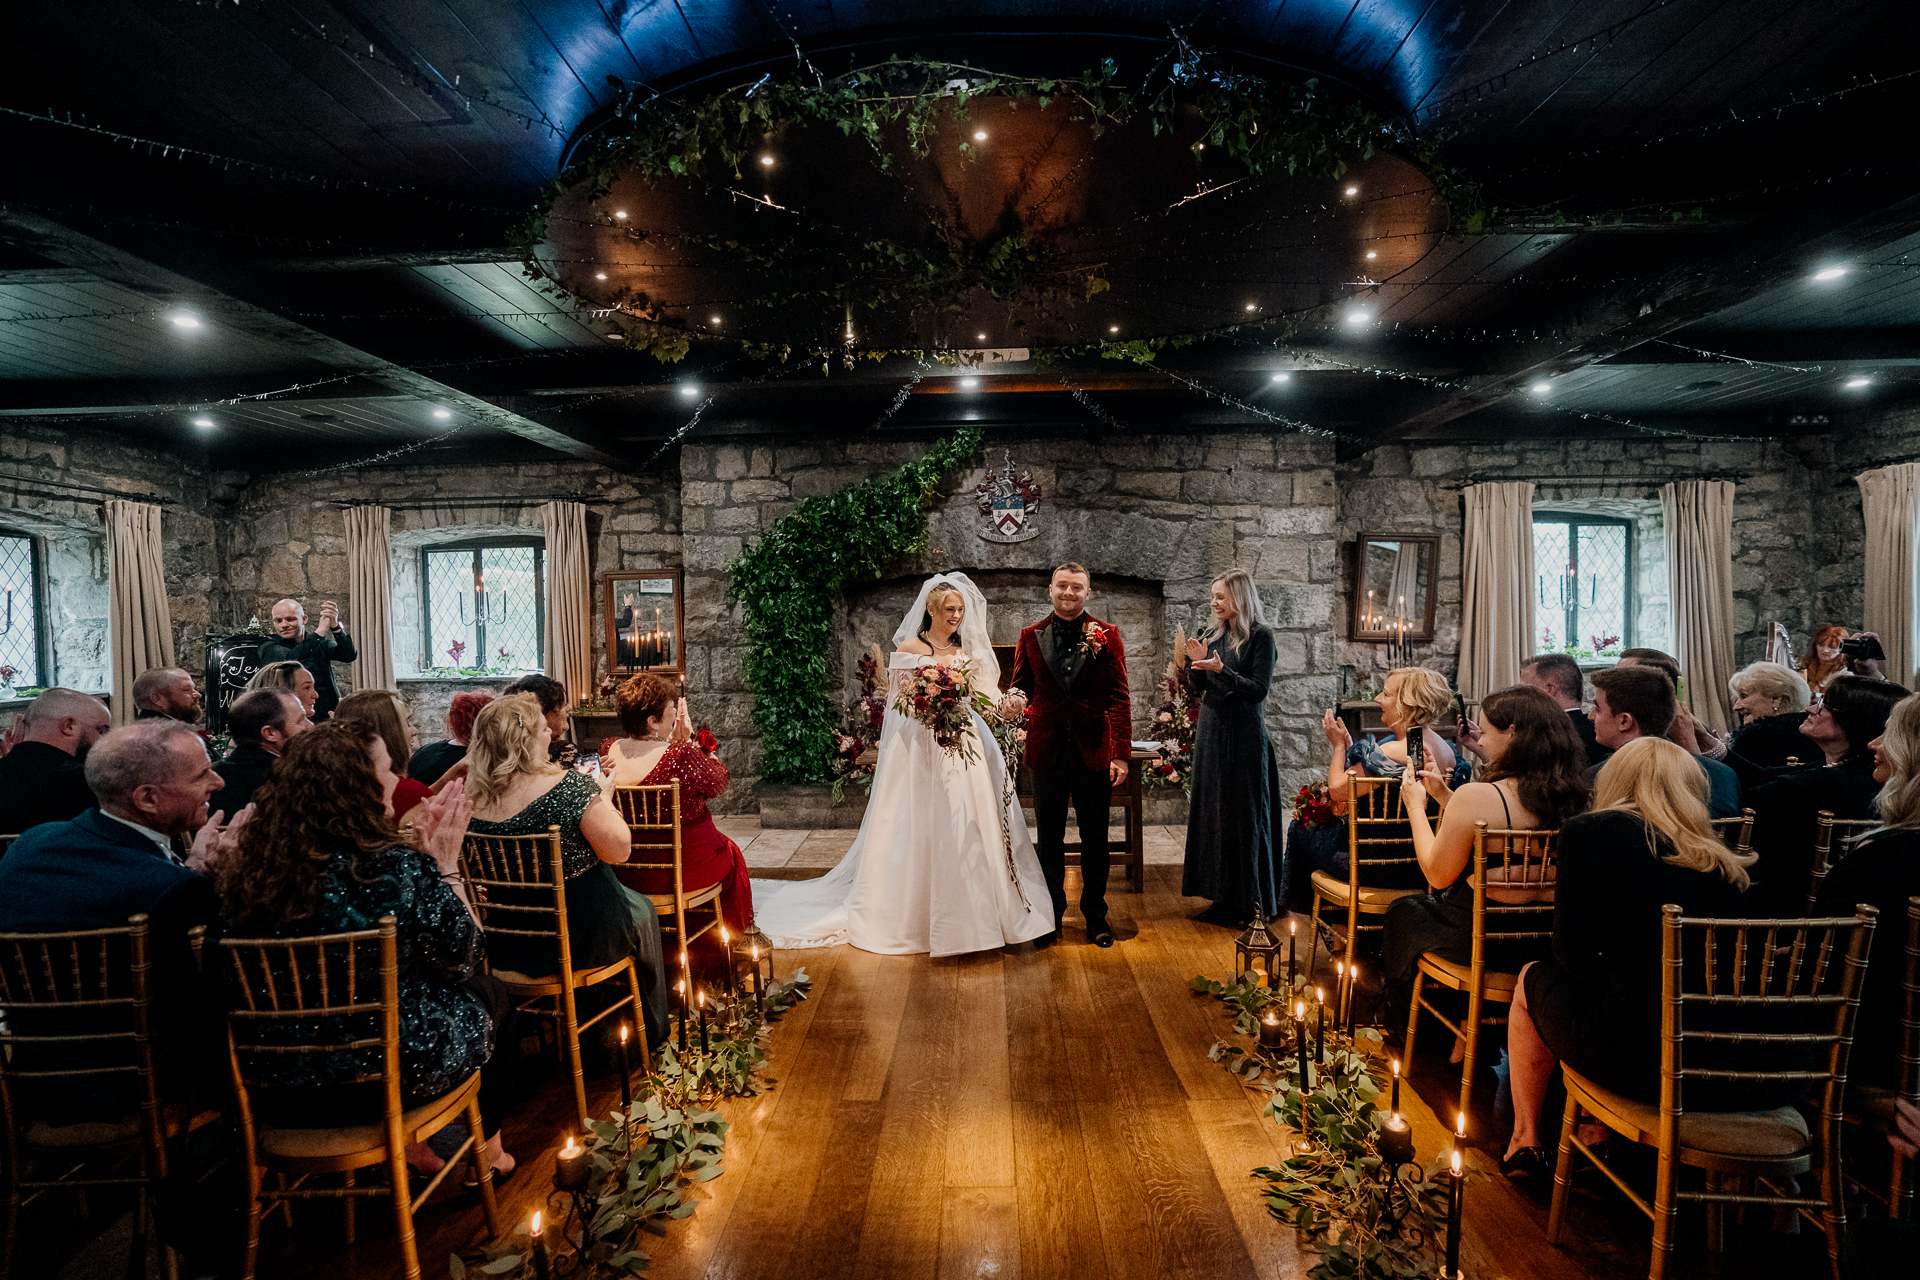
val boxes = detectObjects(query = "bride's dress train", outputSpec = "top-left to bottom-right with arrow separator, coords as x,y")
750,578 -> 1051,957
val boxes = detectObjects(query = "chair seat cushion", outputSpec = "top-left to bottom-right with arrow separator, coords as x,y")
1415,954 -> 1518,996
259,1073 -> 480,1161
492,958 -> 633,990
1846,1084 -> 1900,1133
1311,870 -> 1420,909
1567,1068 -> 1811,1158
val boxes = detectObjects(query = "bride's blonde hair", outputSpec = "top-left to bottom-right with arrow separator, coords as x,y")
918,584 -> 965,639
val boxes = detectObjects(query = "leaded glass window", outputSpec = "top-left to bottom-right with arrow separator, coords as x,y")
1532,516 -> 1630,660
421,540 -> 544,673
0,533 -> 40,688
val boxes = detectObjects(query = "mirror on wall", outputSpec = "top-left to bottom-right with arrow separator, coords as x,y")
1348,534 -> 1439,642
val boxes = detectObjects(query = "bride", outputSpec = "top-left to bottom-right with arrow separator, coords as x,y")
752,573 -> 1053,956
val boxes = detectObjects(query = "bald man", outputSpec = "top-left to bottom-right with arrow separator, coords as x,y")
0,688 -> 112,834
258,597 -> 357,720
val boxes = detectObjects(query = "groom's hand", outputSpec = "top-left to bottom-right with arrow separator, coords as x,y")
1108,758 -> 1128,785
1000,691 -> 1027,717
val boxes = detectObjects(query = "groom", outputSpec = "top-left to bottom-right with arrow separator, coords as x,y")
1005,563 -> 1132,948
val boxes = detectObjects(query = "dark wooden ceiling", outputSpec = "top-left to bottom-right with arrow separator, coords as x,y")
2,0 -> 1918,470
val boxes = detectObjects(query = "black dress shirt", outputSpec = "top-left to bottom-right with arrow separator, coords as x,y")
0,741 -> 96,835
258,627 -> 357,719
213,742 -> 279,813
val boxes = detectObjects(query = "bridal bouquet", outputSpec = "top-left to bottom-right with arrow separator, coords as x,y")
894,656 -> 994,766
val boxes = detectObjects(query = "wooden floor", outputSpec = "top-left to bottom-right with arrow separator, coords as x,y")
53,858 -> 1844,1280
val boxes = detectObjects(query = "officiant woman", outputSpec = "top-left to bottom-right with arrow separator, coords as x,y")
1181,569 -> 1283,928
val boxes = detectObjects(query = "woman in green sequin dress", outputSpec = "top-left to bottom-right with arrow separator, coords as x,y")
466,694 -> 669,1048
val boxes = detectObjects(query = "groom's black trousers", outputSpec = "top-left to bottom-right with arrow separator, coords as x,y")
1032,752 -> 1113,930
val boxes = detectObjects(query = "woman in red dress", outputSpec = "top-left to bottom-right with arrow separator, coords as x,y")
600,674 -> 754,984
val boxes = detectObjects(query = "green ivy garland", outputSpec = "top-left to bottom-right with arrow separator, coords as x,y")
727,428 -> 982,785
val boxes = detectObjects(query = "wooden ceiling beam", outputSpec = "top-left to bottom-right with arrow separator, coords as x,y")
0,206 -> 621,464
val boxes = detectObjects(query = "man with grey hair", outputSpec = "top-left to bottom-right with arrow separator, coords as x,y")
131,666 -> 205,726
213,689 -> 308,811
259,597 -> 356,720
0,688 -> 112,834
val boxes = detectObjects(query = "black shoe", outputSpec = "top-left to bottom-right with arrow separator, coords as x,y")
1090,927 -> 1115,948
1194,903 -> 1243,928
1032,931 -> 1058,949
1500,1146 -> 1552,1181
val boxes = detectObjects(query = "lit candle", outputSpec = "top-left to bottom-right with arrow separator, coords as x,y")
1390,1057 -> 1401,1113
1287,920 -> 1297,984
1259,1009 -> 1285,1051
1333,961 -> 1345,1026
1445,1148 -> 1463,1277
554,1134 -> 589,1191
1294,1000 -> 1308,1093
617,1023 -> 633,1112
531,1211 -> 551,1280
677,979 -> 688,1053
720,923 -> 736,997
698,987 -> 710,1054
1346,961 -> 1359,1035
1314,986 -> 1326,1065
1379,1109 -> 1413,1164
751,942 -> 765,1013
1456,1110 -> 1467,1146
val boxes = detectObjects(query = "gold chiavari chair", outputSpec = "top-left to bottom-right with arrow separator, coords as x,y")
1807,811 -> 1881,914
1404,823 -> 1558,1121
1547,904 -> 1878,1280
1308,771 -> 1426,980
1842,895 -> 1920,1220
459,826 -> 649,1127
223,915 -> 501,1280
1709,808 -> 1756,854
609,783 -> 724,989
0,914 -> 212,1280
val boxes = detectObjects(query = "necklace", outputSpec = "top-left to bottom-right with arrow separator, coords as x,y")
927,634 -> 961,653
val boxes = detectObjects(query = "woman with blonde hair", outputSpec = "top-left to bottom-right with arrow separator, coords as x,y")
246,659 -> 318,720
1817,693 -> 1920,1089
1181,569 -> 1284,927
464,693 -> 669,1048
1500,737 -> 1807,1180
1720,660 -> 1812,769
333,690 -> 432,819
1283,666 -> 1471,914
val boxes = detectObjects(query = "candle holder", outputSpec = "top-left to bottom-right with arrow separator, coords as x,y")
1371,1113 -> 1430,1245
1234,906 -> 1285,990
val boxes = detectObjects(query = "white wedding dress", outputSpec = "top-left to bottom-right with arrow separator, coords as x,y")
751,574 -> 1052,957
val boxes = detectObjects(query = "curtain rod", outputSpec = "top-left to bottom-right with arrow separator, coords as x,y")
1465,471 -> 1750,485
0,476 -> 174,506
329,495 -> 607,510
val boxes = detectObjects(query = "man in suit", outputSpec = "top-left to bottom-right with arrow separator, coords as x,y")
0,688 -> 111,835
1588,665 -> 1742,818
212,689 -> 308,812
1520,652 -> 1610,767
258,597 -> 357,720
1005,563 -> 1133,948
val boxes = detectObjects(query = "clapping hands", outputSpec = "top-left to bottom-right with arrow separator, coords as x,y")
411,778 -> 474,877
316,600 -> 340,636
188,803 -> 254,875
1321,708 -> 1353,753
1185,636 -> 1223,672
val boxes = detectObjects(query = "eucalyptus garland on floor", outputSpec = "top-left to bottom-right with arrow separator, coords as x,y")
727,428 -> 982,785
1190,974 -> 1464,1280
451,969 -> 811,1279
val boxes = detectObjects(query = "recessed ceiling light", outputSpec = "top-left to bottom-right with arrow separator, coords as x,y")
974,130 -> 988,142
1531,381 -> 1553,395
1812,266 -> 1848,281
606,333 -> 625,341
976,333 -> 987,341
1271,373 -> 1291,383
1345,186 -> 1358,196
1366,251 -> 1378,259
710,315 -> 722,324
1346,309 -> 1371,326
679,385 -> 700,396
1109,325 -> 1120,333
759,155 -> 774,166
432,408 -> 451,420
1194,142 -> 1205,151
960,377 -> 978,389
1245,303 -> 1257,311
1847,376 -> 1873,388
192,417 -> 214,429
613,210 -> 627,220
168,313 -> 202,330
595,272 -> 607,280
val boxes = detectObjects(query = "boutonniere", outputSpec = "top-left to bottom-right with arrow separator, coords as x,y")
1079,622 -> 1111,660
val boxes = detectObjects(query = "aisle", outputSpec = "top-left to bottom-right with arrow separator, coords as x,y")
248,857 -> 1836,1280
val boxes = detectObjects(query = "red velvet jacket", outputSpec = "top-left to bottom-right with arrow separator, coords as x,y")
1007,613 -> 1132,772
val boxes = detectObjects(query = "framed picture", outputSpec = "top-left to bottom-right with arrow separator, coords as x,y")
603,569 -> 684,675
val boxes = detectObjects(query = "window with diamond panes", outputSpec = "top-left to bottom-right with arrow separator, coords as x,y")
0,534 -> 38,687
422,541 -> 543,673
1532,516 -> 1630,659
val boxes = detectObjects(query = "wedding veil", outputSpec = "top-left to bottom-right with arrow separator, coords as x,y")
890,572 -> 1000,688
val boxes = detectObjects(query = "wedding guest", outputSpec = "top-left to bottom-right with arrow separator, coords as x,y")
1180,569 -> 1283,928
1588,665 -> 1741,818
1285,667 -> 1470,909
1800,625 -> 1851,693
212,690 -> 308,812
1816,693 -> 1920,1090
132,667 -> 204,725
601,673 -> 753,983
410,691 -> 491,786
0,688 -> 111,834
247,659 -> 319,720
333,690 -> 433,821
1500,737 -> 1807,1180
1382,686 -> 1591,1025
465,694 -> 668,1048
1717,661 -> 1814,769
258,598 -> 356,720
501,674 -> 578,766
1519,653 -> 1609,767
216,720 -> 516,1183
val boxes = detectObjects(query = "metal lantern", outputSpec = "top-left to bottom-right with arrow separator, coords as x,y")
742,922 -> 776,1013
1234,906 -> 1284,989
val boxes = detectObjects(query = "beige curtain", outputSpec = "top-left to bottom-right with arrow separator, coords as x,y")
1661,481 -> 1738,735
540,500 -> 593,705
105,500 -> 174,726
1459,482 -> 1536,701
1858,462 -> 1920,687
343,506 -> 395,693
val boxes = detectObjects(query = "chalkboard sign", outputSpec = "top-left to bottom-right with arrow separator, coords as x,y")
203,632 -> 269,734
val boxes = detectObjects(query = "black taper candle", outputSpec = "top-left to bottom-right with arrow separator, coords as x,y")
1446,1149 -> 1463,1277
617,1022 -> 633,1113
1294,1001 -> 1308,1093
677,979 -> 689,1054
1288,920 -> 1297,985
1314,987 -> 1326,1065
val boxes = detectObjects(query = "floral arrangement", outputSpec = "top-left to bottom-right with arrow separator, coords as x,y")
1292,781 -> 1339,831
830,647 -> 888,804
446,638 -> 467,665
1145,631 -> 1199,796
0,664 -> 15,688
893,655 -> 990,765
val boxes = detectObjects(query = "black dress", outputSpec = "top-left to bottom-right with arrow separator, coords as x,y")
1726,713 -> 1811,770
408,739 -> 468,785
1815,827 -> 1920,1091
1735,757 -> 1882,914
1180,626 -> 1283,920
1522,810 -> 1811,1110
